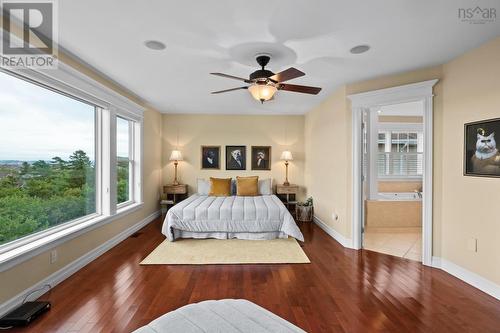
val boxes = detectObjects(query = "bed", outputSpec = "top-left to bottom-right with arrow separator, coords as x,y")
161,194 -> 304,242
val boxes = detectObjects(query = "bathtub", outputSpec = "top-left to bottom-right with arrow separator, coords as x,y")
377,192 -> 422,201
365,194 -> 422,227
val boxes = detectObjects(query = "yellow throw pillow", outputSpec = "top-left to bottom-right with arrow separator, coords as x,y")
209,177 -> 232,196
236,176 -> 259,196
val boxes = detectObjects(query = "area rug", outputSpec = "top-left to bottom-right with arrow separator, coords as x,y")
140,238 -> 310,265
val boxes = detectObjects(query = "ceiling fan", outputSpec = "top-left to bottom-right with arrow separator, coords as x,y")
210,54 -> 322,103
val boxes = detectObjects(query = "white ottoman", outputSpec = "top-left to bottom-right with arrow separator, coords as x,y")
133,299 -> 306,333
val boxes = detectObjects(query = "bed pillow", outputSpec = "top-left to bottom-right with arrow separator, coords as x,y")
209,177 -> 232,196
236,176 -> 259,196
258,178 -> 272,195
197,178 -> 210,195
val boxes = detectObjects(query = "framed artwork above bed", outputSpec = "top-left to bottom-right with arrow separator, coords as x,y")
201,146 -> 220,169
226,145 -> 246,170
251,146 -> 271,170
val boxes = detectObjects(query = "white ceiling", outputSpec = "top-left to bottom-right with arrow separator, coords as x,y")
58,0 -> 500,115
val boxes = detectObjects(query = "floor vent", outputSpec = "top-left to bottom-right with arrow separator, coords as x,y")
130,232 -> 142,238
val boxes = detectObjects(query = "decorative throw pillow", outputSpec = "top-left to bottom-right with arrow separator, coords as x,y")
236,176 -> 259,196
197,178 -> 210,195
258,178 -> 272,195
209,177 -> 232,196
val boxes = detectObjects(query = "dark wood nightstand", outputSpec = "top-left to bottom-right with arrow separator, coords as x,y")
276,184 -> 299,216
160,184 -> 188,219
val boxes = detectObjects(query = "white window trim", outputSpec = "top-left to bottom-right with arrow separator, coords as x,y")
0,62 -> 145,272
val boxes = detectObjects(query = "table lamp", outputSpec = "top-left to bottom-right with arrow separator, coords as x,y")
169,150 -> 183,185
280,150 -> 293,186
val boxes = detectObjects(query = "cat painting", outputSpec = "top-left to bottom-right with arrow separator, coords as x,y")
465,120 -> 500,177
471,132 -> 500,174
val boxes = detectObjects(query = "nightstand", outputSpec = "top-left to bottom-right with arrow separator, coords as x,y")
276,184 -> 299,216
161,184 -> 188,219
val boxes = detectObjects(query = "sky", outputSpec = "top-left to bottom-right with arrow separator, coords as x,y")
0,71 -> 129,161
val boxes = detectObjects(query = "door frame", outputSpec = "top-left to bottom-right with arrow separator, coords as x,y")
347,79 -> 438,266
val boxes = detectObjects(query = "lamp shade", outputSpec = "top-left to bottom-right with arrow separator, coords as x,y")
169,150 -> 183,161
248,84 -> 277,103
280,150 -> 293,161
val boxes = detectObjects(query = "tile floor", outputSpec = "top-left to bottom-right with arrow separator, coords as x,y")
363,227 -> 422,261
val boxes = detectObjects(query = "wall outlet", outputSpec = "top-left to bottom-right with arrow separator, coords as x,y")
467,238 -> 477,252
50,249 -> 58,264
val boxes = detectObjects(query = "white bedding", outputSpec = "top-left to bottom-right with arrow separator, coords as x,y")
162,195 -> 304,242
133,299 -> 306,333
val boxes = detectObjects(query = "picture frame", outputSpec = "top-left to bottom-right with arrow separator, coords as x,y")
225,145 -> 246,170
464,117 -> 500,178
251,146 -> 271,170
201,146 -> 221,169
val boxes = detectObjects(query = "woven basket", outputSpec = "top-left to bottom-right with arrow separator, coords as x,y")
296,205 -> 313,222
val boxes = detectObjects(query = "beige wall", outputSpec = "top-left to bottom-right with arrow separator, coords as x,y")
378,181 -> 422,193
304,87 -> 351,237
440,38 -> 500,284
162,114 -> 305,198
304,37 -> 500,285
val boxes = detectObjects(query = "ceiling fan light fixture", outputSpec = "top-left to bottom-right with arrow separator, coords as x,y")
248,83 -> 277,103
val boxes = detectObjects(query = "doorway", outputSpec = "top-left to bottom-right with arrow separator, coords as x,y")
348,80 -> 438,266
361,102 -> 424,261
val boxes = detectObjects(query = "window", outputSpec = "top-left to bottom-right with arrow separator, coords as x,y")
117,117 -> 132,205
0,71 -> 96,246
0,68 -> 143,253
377,130 -> 423,177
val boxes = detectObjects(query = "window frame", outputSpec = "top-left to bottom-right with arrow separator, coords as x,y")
377,129 -> 424,178
0,62 -> 144,272
375,122 -> 423,180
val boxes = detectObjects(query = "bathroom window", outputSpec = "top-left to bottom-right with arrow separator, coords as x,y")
378,131 -> 423,177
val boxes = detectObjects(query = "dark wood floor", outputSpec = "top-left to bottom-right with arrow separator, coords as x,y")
11,219 -> 500,333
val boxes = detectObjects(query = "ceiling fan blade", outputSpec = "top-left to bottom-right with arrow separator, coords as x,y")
211,86 -> 249,94
210,72 -> 252,83
279,84 -> 322,95
269,67 -> 305,83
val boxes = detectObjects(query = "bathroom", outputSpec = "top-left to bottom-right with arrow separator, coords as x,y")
362,101 -> 424,261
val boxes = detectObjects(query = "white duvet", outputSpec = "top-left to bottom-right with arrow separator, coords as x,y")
162,195 -> 304,241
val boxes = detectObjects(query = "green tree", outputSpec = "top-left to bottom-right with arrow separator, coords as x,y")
20,162 -> 30,175
68,150 -> 91,188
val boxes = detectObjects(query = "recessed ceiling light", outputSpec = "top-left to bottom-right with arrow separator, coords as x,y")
350,45 -> 370,54
144,40 -> 166,50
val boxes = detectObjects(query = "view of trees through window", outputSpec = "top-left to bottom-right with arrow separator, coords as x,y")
117,116 -> 131,204
0,71 -> 130,246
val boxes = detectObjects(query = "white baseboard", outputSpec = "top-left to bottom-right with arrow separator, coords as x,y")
313,216 -> 354,249
0,210 -> 160,317
432,256 -> 499,301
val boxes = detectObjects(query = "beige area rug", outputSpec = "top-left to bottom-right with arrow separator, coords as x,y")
140,238 -> 310,265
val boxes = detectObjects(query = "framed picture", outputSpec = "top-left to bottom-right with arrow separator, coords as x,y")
464,118 -> 500,177
251,146 -> 271,170
201,146 -> 220,169
226,145 -> 246,170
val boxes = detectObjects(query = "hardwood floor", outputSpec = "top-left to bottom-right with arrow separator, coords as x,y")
11,219 -> 500,333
